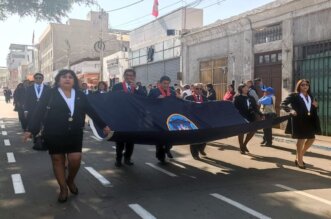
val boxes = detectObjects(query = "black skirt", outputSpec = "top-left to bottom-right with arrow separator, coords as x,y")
44,133 -> 83,155
285,114 -> 320,139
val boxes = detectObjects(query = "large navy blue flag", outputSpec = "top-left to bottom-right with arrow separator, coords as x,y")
87,92 -> 288,145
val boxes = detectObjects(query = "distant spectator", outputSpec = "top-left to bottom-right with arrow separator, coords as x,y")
182,84 -> 192,99
147,84 -> 153,94
136,82 -> 147,95
258,87 -> 276,147
254,78 -> 266,98
81,83 -> 92,95
223,84 -> 235,101
246,80 -> 259,104
206,83 -> 216,101
96,81 -> 108,93
3,87 -> 12,103
175,87 -> 181,97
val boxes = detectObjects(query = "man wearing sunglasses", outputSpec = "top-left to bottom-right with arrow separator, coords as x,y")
24,73 -> 50,150
185,83 -> 208,159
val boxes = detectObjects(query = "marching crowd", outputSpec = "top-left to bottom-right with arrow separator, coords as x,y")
4,68 -> 319,203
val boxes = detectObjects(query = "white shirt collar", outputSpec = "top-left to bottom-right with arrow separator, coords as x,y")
58,88 -> 76,116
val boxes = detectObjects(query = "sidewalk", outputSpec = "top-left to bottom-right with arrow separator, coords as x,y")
0,96 -> 20,119
256,128 -> 331,151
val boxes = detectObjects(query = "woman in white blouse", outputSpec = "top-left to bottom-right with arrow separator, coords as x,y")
24,69 -> 111,203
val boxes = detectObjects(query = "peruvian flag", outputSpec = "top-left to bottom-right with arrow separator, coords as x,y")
152,0 -> 159,17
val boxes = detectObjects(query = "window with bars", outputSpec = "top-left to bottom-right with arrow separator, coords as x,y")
254,24 -> 282,45
255,51 -> 282,66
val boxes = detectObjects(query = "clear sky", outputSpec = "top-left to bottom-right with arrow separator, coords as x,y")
0,0 -> 274,66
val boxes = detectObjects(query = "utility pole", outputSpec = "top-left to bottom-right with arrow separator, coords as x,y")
99,7 -> 104,82
65,39 -> 71,69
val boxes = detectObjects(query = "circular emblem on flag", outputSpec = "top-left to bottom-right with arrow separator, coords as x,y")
166,114 -> 198,131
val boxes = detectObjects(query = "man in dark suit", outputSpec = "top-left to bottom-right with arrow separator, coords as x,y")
112,69 -> 146,167
185,83 -> 208,159
81,83 -> 92,95
148,76 -> 176,163
24,73 -> 50,150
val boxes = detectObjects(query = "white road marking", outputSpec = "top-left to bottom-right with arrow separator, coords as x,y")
182,174 -> 197,179
145,163 -> 178,177
0,120 -> 3,124
128,204 -> 157,219
7,152 -> 16,163
170,162 -> 186,169
2,131 -> 8,135
84,167 -> 112,187
0,124 -> 5,129
275,184 -> 331,206
211,193 -> 271,219
91,136 -> 102,142
241,154 -> 251,159
11,174 -> 25,194
80,160 -> 85,165
4,139 -> 10,146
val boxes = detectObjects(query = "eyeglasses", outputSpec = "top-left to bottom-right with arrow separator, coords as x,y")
300,83 -> 309,87
34,77 -> 43,79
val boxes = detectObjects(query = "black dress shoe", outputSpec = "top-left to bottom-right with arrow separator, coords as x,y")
124,160 -> 134,166
260,140 -> 267,145
239,145 -> 246,154
200,151 -> 207,156
239,148 -> 246,154
244,146 -> 250,153
166,152 -> 173,159
158,159 -> 166,165
193,156 -> 200,160
115,161 -> 122,167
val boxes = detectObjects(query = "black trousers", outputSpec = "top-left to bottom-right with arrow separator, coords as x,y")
155,144 -> 172,161
5,96 -> 11,103
190,143 -> 206,158
116,142 -> 134,162
263,113 -> 276,144
18,109 -> 27,130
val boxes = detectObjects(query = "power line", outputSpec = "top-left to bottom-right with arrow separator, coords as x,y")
119,0 -> 225,34
105,0 -> 144,12
111,0 -> 185,29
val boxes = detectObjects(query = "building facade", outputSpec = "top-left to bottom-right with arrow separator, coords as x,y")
38,11 -> 129,83
129,7 -> 203,85
70,58 -> 100,88
182,0 -> 331,135
103,51 -> 129,86
0,67 -> 9,88
6,44 -> 34,87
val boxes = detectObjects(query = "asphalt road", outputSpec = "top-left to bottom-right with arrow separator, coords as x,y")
1,97 -> 331,219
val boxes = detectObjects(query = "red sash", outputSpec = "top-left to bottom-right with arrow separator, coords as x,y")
122,81 -> 135,94
158,86 -> 171,97
193,94 -> 203,103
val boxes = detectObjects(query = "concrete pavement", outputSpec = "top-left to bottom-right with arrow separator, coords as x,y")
1,97 -> 331,219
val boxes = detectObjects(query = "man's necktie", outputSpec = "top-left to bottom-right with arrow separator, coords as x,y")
37,85 -> 41,94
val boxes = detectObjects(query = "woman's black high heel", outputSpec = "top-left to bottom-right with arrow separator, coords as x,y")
68,183 -> 79,195
295,160 -> 306,169
58,190 -> 68,203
